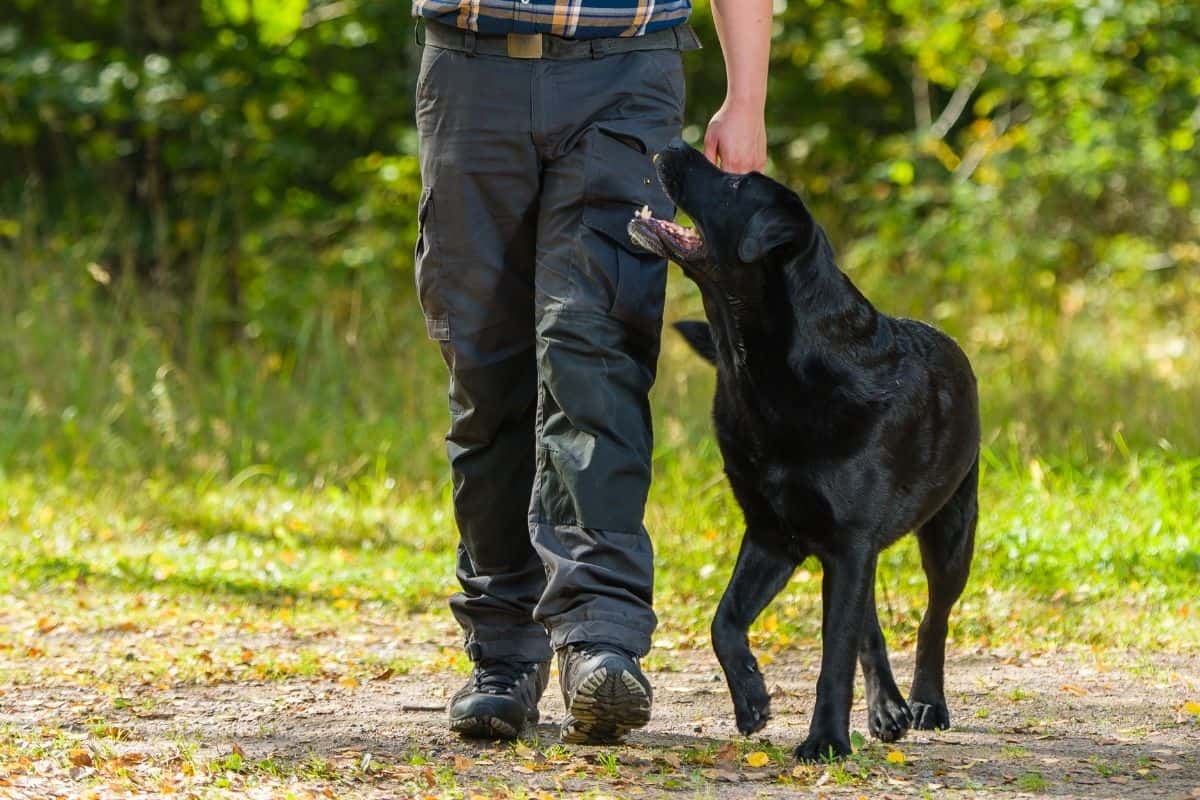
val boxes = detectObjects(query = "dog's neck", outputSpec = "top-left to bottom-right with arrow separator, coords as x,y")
700,230 -> 880,379
780,233 -> 879,341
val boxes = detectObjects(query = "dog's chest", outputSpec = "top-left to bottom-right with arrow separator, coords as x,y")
718,425 -> 839,538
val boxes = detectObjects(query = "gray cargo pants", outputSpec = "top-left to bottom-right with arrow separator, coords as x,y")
414,31 -> 685,663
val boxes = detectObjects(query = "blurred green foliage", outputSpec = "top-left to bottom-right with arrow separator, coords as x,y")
1,0 -> 420,343
4,0 -> 1198,321
1,0 -> 1198,478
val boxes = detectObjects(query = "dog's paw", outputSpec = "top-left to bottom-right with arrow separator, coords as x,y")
909,698 -> 951,731
734,694 -> 771,735
868,695 -> 913,743
731,676 -> 772,735
794,731 -> 852,762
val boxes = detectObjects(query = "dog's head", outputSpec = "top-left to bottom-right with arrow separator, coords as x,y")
627,139 -> 819,294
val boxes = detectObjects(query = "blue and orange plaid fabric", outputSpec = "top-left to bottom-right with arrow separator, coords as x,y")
413,0 -> 691,38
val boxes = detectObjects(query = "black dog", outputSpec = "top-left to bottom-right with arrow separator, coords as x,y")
628,141 -> 980,761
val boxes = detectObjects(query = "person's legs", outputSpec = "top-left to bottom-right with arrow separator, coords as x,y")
527,49 -> 686,740
415,45 -> 550,736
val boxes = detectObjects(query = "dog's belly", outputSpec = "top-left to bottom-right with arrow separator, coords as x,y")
726,442 -> 969,557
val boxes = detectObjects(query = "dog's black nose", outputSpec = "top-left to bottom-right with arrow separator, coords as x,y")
654,137 -> 689,165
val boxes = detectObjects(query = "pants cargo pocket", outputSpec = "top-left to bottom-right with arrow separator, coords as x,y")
580,125 -> 676,339
581,206 -> 668,341
414,186 -> 450,341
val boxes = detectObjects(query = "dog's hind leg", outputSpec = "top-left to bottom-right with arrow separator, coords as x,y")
910,455 -> 979,730
711,533 -> 797,735
859,584 -> 913,742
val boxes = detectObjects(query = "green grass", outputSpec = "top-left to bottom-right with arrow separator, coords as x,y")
1,447 -> 1196,689
2,255 -> 1199,674
1016,771 -> 1049,792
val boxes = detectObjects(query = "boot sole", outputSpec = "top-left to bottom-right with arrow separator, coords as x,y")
561,667 -> 651,744
449,714 -> 522,740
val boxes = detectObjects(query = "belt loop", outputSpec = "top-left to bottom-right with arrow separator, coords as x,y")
463,29 -> 477,55
414,19 -> 425,47
589,39 -> 599,59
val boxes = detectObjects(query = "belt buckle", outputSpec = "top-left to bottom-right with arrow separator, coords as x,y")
507,33 -> 543,59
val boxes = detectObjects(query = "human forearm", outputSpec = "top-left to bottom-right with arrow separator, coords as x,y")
703,0 -> 772,172
710,0 -> 771,110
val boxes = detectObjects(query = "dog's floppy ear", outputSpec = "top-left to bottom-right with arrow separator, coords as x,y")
738,197 -> 815,263
737,207 -> 796,263
674,320 -> 717,365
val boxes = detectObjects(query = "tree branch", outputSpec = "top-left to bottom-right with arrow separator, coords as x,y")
930,58 -> 987,140
302,0 -> 357,30
912,65 -> 932,131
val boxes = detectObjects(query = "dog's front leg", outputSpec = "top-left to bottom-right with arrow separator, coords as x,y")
711,533 -> 797,735
796,548 -> 876,762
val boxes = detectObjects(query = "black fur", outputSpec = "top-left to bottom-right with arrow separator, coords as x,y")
673,320 -> 717,364
635,141 -> 981,761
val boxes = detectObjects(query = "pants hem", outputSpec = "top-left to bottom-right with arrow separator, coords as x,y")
464,631 -> 553,663
548,619 -> 655,658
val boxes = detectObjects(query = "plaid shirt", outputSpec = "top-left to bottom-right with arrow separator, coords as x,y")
413,0 -> 691,38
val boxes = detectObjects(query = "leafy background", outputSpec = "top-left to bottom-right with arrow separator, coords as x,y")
3,0 -> 1199,478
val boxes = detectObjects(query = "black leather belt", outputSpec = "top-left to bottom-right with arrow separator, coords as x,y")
418,18 -> 701,60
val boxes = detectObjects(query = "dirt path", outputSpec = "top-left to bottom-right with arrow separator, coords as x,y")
3,646 -> 1199,798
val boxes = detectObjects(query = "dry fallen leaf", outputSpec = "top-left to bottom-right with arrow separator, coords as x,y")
886,750 -> 907,765
338,675 -> 360,689
744,750 -> 771,768
112,752 -> 147,767
95,725 -> 131,740
68,748 -> 93,767
701,768 -> 742,782
452,755 -> 473,772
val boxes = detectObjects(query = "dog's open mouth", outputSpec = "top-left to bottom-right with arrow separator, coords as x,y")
627,205 -> 706,261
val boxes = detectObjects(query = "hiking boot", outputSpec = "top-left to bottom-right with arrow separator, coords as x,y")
448,659 -> 550,740
558,643 -> 652,744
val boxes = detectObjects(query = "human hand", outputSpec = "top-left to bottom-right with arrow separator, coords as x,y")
703,97 -> 767,174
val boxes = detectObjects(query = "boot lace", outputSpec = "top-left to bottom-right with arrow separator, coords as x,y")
473,660 -> 536,695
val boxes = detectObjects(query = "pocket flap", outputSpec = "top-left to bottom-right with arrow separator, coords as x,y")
582,203 -> 665,253
582,126 -> 676,250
